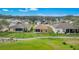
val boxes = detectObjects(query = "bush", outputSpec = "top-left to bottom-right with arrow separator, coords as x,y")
62,42 -> 67,45
70,45 -> 73,48
73,48 -> 76,50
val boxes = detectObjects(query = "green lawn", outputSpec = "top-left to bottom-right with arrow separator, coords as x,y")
0,32 -> 79,50
0,38 -> 79,50
0,32 -> 79,38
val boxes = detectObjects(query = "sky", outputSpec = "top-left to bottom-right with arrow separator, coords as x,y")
0,8 -> 79,16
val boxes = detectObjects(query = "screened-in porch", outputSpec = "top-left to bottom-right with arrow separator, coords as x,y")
65,29 -> 79,33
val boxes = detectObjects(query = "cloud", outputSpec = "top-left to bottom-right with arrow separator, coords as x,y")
2,9 -> 9,11
37,14 -> 68,16
19,8 -> 28,12
37,13 -> 46,16
30,8 -> 38,11
19,8 -> 38,12
48,14 -> 68,16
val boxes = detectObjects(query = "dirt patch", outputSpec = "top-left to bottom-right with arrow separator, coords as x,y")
64,39 -> 79,45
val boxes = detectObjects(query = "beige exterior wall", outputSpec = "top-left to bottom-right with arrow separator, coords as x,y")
40,29 -> 48,32
9,28 -> 15,32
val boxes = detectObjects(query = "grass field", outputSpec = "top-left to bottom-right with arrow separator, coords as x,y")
0,38 -> 79,50
0,32 -> 79,38
0,32 -> 79,50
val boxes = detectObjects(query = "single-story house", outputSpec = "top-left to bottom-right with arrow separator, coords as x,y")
52,22 -> 79,34
9,21 -> 32,32
34,24 -> 53,32
52,23 -> 79,33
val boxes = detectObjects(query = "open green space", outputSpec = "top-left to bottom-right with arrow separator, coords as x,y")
0,32 -> 79,38
0,38 -> 79,50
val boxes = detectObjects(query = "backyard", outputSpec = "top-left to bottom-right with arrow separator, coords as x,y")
0,32 -> 79,38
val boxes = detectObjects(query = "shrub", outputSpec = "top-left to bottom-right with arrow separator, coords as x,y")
62,42 -> 67,45
70,45 -> 73,48
73,48 -> 76,50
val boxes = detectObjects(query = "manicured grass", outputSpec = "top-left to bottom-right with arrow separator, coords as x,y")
0,38 -> 78,50
0,32 -> 79,38
0,32 -> 59,38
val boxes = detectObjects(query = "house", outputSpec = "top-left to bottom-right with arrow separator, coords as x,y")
0,25 -> 9,32
34,24 -> 53,32
35,19 -> 49,25
9,20 -> 32,32
35,20 -> 41,25
52,22 -> 79,34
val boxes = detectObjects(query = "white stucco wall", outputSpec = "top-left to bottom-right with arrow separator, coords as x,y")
52,26 -> 64,33
55,29 -> 64,33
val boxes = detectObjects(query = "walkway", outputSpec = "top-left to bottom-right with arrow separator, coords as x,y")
0,36 -> 78,40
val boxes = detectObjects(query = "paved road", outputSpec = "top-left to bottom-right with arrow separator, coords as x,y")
0,36 -> 79,40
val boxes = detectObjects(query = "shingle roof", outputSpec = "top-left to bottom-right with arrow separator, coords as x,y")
9,22 -> 32,30
9,22 -> 25,28
53,22 -> 76,29
35,24 -> 48,30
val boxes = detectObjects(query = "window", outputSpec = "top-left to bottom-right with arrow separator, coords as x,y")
15,28 -> 23,31
35,29 -> 40,32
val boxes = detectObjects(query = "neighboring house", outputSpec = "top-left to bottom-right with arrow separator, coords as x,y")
0,25 -> 9,32
35,20 -> 41,25
34,24 -> 53,32
35,19 -> 49,25
52,22 -> 79,33
9,21 -> 32,32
